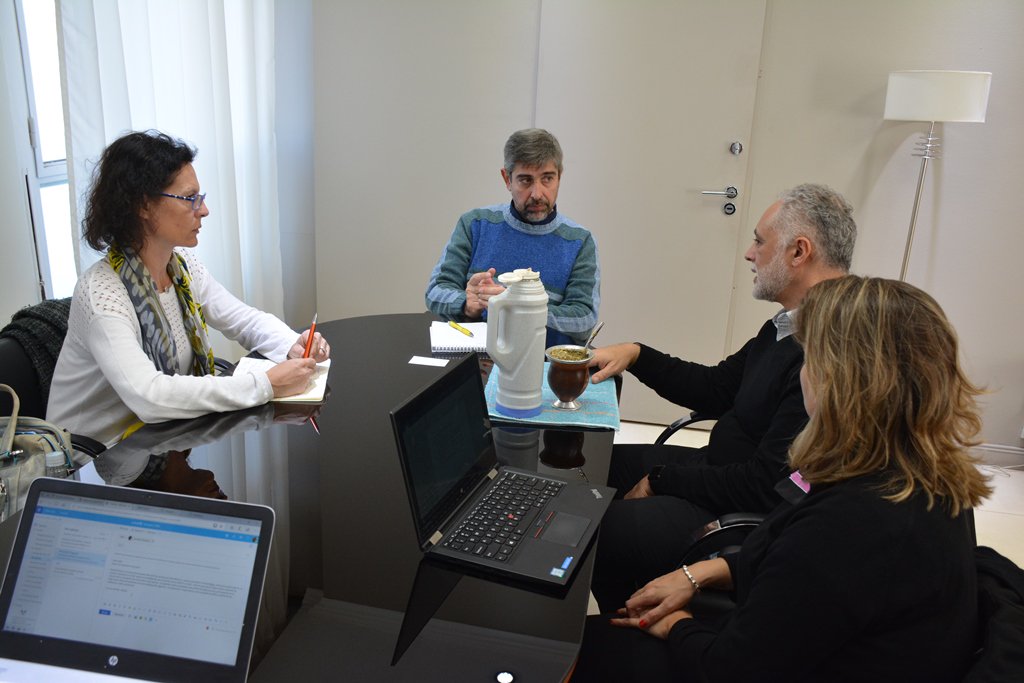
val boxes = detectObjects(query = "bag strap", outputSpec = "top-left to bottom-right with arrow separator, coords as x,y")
0,383 -> 21,455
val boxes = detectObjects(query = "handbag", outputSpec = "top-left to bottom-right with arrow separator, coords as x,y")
0,383 -> 74,522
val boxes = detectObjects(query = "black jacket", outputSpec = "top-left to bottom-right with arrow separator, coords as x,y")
964,545 -> 1024,682
669,475 -> 979,682
632,319 -> 806,512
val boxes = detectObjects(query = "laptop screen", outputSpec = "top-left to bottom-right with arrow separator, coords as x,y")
0,479 -> 274,682
391,354 -> 496,547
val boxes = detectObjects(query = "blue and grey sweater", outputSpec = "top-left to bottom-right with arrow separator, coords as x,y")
425,202 -> 600,346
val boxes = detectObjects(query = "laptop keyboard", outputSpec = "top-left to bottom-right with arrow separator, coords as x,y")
442,471 -> 565,562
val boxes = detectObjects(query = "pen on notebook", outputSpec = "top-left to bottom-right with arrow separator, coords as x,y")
448,320 -> 474,337
302,313 -> 318,358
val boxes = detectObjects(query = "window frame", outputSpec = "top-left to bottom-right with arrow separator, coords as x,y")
14,0 -> 67,182
9,0 -> 75,300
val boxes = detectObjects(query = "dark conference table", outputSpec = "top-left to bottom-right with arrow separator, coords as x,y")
93,312 -> 615,682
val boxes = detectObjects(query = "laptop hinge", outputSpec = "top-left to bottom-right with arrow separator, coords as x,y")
429,531 -> 443,546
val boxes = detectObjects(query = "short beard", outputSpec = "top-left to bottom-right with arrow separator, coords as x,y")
519,200 -> 552,222
752,252 -> 790,302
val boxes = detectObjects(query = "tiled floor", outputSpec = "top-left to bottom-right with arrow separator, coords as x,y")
613,422 -> 1024,566
975,464 -> 1024,566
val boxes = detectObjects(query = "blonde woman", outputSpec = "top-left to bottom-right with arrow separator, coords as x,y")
576,275 -> 991,682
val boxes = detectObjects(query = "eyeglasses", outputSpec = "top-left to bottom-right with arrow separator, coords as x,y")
160,192 -> 207,211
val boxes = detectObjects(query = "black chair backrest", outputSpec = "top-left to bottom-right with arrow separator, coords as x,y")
964,545 -> 1024,681
0,298 -> 72,420
0,336 -> 47,419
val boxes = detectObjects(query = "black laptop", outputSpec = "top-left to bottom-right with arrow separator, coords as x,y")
0,478 -> 275,682
389,353 -> 615,586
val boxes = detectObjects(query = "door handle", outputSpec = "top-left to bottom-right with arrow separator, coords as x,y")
701,186 -> 738,199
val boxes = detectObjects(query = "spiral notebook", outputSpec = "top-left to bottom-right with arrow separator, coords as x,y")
429,321 -> 487,355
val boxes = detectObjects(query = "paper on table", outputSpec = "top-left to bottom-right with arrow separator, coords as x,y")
409,355 -> 449,367
234,356 -> 331,403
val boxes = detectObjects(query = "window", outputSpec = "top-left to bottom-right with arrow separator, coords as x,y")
15,0 -> 76,299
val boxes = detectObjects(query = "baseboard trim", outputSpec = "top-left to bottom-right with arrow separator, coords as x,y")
973,443 -> 1024,468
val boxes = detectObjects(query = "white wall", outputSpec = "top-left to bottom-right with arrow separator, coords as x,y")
0,0 -> 44,323
275,0 -> 316,331
311,0 -> 542,323
731,0 -> 1024,446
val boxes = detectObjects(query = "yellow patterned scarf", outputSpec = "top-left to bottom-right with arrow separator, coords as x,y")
108,245 -> 215,377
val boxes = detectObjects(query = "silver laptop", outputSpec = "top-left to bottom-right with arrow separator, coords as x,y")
0,478 -> 274,682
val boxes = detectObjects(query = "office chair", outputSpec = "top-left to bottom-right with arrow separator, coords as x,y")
680,512 -> 764,565
651,407 -> 766,566
0,337 -> 49,420
654,409 -> 717,446
667,511 -> 765,619
0,300 -> 105,457
0,299 -> 70,417
966,544 -> 1024,681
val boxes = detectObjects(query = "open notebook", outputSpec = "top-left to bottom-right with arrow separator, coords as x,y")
428,321 -> 487,355
234,357 -> 330,403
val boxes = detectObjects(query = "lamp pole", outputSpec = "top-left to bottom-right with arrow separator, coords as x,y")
899,120 -> 938,281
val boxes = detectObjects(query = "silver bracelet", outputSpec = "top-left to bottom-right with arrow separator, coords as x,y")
681,564 -> 702,592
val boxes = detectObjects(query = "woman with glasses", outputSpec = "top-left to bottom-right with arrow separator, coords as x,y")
574,275 -> 991,682
48,130 -> 329,447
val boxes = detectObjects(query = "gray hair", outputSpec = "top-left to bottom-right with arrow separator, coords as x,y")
771,184 -> 857,271
503,128 -> 563,175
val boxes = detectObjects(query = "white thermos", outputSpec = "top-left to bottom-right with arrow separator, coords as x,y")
486,269 -> 548,418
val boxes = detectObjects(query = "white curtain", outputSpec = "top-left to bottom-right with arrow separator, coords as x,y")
57,0 -> 290,645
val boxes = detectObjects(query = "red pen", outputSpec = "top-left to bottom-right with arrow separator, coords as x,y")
302,313 -> 318,358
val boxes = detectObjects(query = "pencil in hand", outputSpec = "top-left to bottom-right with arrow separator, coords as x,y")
302,313 -> 318,359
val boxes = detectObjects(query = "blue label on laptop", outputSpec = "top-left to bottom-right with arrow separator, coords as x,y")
561,556 -> 573,570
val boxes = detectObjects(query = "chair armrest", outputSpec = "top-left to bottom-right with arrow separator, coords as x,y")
70,433 -> 106,458
654,410 -> 718,446
213,356 -> 235,376
717,512 -> 768,527
679,512 -> 765,566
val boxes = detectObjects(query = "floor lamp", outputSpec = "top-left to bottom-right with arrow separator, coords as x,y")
883,70 -> 991,280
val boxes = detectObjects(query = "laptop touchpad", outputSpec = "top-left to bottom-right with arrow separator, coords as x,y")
542,512 -> 591,546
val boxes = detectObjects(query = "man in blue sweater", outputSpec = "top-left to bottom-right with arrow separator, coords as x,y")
588,184 -> 857,611
425,129 -> 599,347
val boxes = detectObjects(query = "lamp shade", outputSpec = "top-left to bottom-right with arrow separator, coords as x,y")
883,70 -> 991,122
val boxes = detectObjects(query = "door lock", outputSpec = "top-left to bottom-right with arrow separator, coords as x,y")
723,203 -> 736,216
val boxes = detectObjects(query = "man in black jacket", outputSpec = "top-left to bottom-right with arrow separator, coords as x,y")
589,184 -> 856,611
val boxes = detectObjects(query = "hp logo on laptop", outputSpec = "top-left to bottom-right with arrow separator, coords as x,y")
108,655 -> 119,667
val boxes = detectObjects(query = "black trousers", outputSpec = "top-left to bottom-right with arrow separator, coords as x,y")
591,443 -> 717,613
573,614 -> 680,682
575,598 -> 735,683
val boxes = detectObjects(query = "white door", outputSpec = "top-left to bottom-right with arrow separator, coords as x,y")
536,0 -> 767,425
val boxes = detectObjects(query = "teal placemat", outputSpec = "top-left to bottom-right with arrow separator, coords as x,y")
485,363 -> 620,430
